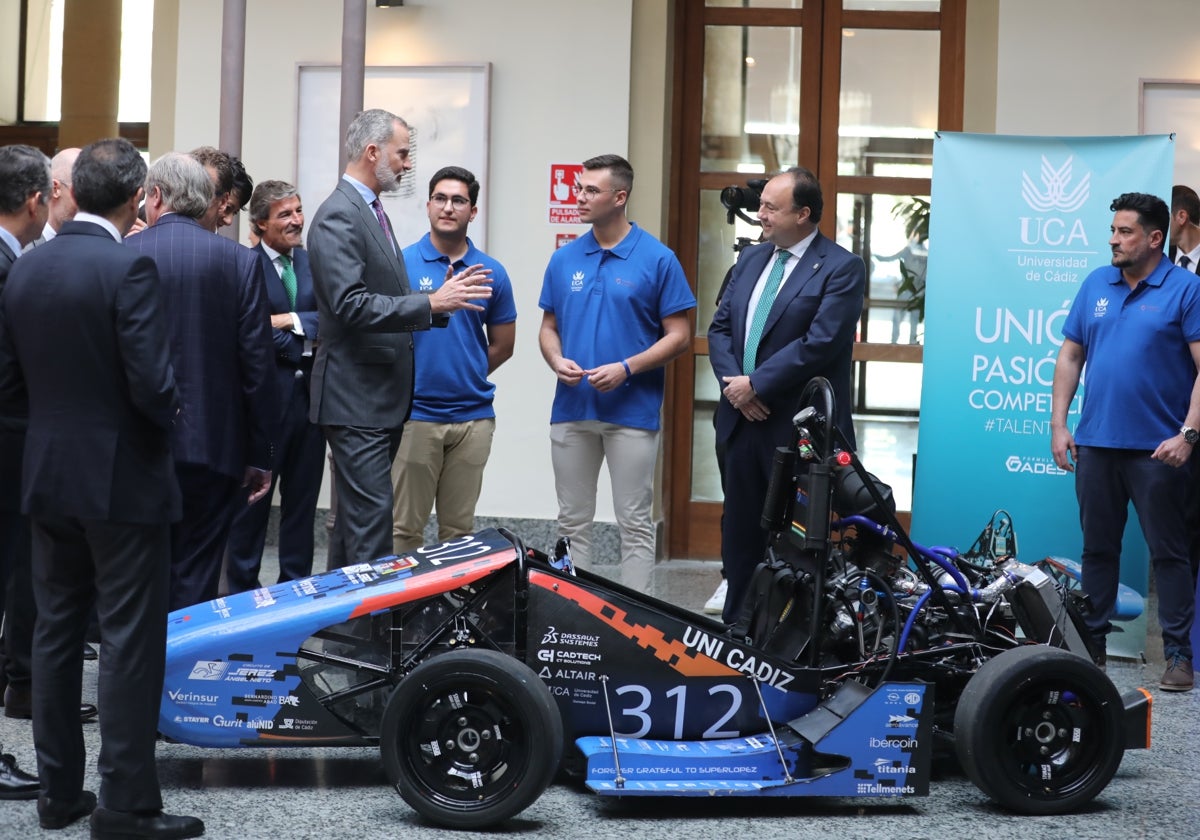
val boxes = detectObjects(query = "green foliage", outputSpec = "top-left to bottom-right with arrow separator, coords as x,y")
891,196 -> 931,321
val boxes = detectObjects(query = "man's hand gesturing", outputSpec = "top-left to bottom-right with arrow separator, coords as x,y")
429,263 -> 493,313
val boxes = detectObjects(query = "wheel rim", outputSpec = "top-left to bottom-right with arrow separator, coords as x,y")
993,682 -> 1112,801
398,674 -> 532,813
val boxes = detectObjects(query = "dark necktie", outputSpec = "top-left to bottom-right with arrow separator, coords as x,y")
371,197 -> 395,252
1180,254 -> 1192,272
742,250 -> 791,375
278,254 -> 297,309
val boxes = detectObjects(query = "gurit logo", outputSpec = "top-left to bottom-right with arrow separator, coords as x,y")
1022,155 -> 1090,213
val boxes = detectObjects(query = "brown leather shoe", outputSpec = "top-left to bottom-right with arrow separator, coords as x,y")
1161,655 -> 1194,692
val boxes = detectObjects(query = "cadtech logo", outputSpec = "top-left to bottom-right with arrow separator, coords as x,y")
1022,155 -> 1090,213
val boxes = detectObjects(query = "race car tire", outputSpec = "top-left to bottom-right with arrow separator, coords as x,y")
954,644 -> 1124,815
380,648 -> 563,829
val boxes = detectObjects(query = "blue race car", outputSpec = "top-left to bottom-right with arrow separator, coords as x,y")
159,378 -> 1150,829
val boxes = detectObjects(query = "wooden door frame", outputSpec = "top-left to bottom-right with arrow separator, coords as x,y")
665,1 -> 964,560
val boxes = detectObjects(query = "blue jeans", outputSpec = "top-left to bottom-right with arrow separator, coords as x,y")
1075,446 -> 1194,660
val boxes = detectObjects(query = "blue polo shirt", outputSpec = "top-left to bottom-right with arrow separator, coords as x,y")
538,223 -> 696,431
1062,254 -> 1200,449
404,234 -> 517,423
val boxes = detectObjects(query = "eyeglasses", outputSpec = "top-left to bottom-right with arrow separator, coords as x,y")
430,193 -> 471,209
575,185 -> 622,199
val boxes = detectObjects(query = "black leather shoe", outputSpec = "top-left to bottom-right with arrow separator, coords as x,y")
4,686 -> 100,722
0,750 -> 40,800
90,807 -> 205,839
39,789 -> 97,829
83,643 -> 99,661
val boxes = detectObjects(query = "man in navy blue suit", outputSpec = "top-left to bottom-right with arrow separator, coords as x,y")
0,142 -> 50,801
126,152 -> 276,611
225,181 -> 324,592
0,137 -> 203,837
708,166 -> 865,623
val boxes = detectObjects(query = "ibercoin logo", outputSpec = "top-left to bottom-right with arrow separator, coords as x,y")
1022,155 -> 1090,213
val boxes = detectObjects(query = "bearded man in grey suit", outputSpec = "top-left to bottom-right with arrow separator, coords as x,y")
307,108 -> 492,567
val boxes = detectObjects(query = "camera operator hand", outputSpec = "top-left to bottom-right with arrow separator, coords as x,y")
722,375 -> 769,421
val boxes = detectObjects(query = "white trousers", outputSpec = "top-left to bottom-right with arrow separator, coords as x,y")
549,421 -> 659,592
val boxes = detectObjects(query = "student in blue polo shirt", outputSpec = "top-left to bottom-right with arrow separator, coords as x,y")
538,154 -> 696,590
1052,191 -> 1200,692
391,166 -> 517,554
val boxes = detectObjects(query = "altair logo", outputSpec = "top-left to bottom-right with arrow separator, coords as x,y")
1022,155 -> 1090,213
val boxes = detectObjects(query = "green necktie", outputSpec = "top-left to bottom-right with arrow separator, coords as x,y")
278,253 -> 297,309
742,249 -> 790,375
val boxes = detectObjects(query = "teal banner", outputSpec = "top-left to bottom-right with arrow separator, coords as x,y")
912,133 -> 1174,658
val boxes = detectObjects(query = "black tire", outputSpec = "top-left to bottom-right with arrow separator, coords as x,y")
380,649 -> 563,829
954,645 -> 1124,815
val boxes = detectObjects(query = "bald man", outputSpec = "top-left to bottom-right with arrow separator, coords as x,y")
23,147 -> 80,251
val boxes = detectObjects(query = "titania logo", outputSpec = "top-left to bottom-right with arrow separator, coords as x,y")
1022,155 -> 1090,213
571,270 -> 585,291
418,275 -> 434,292
1093,296 -> 1109,318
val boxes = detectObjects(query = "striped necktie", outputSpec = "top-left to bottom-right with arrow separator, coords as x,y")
742,249 -> 791,375
371,197 -> 395,252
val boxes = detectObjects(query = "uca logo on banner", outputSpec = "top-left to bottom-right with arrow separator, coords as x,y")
1019,156 -> 1091,248
1022,155 -> 1090,213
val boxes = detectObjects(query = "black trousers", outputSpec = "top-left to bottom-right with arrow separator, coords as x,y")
170,463 -> 238,611
31,515 -> 169,812
226,374 -> 325,592
0,510 -> 33,691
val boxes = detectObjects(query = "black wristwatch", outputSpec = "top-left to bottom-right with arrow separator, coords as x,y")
1182,426 -> 1199,445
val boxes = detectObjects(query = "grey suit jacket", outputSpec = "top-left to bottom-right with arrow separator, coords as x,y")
306,178 -> 440,429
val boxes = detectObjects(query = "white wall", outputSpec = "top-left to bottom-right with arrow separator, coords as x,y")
169,0 -> 637,522
994,0 -> 1200,137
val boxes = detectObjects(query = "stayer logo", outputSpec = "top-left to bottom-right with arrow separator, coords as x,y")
1022,155 -> 1090,213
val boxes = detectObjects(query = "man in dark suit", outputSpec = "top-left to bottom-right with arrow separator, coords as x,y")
0,137 -> 203,837
1,144 -> 98,726
307,108 -> 492,567
126,151 -> 276,611
0,143 -> 50,801
708,166 -> 865,623
225,181 -> 324,591
1168,184 -> 1200,272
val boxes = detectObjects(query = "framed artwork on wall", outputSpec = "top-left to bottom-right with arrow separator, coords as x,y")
1140,79 -> 1200,193
296,62 -> 492,251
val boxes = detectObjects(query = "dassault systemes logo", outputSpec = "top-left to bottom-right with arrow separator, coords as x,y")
1022,155 -> 1090,213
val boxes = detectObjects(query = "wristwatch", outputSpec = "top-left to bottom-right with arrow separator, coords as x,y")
1181,426 -> 1199,445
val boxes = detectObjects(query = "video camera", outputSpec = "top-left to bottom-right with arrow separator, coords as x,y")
720,178 -> 766,225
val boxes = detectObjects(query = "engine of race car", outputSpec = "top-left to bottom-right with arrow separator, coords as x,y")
737,474 -> 1095,675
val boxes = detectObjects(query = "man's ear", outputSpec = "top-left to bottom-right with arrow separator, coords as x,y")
24,191 -> 44,218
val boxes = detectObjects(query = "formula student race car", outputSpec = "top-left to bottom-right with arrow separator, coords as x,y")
159,378 -> 1151,830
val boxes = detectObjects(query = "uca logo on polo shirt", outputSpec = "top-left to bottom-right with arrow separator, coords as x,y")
571,270 -> 585,291
417,275 -> 434,291
1093,296 -> 1109,318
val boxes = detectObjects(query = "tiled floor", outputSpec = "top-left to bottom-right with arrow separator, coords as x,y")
1,547 -> 1195,839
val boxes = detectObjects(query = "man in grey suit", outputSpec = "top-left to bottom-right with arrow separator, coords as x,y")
307,108 -> 492,567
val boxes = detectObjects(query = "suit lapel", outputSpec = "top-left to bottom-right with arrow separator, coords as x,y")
340,181 -> 406,287
731,245 -> 773,351
761,233 -> 829,337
